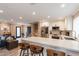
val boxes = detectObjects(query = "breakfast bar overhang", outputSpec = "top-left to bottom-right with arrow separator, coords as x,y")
18,37 -> 79,56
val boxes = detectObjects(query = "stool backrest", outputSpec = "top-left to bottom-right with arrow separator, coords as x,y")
30,45 -> 43,52
47,49 -> 65,56
20,43 -> 29,49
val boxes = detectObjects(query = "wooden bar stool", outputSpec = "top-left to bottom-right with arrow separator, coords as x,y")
47,49 -> 65,56
19,43 -> 30,56
30,45 -> 44,56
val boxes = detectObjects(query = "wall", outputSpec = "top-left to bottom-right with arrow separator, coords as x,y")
0,22 -> 28,38
0,22 -> 17,36
0,22 -> 10,35
49,20 -> 65,31
10,23 -> 16,36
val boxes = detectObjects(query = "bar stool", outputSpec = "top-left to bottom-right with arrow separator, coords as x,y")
30,45 -> 44,56
19,43 -> 30,56
47,49 -> 65,56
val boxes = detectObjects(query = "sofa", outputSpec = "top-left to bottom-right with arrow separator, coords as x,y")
0,36 -> 6,47
0,35 -> 18,49
0,40 -> 6,47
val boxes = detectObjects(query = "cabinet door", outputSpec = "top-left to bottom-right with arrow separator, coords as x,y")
65,16 -> 73,30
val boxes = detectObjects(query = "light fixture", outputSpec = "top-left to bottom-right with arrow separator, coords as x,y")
11,19 -> 13,21
32,11 -> 36,15
58,17 -> 63,20
47,16 -> 50,18
0,10 -> 4,13
60,4 -> 66,8
30,3 -> 36,5
41,22 -> 49,27
1,27 -> 4,30
19,16 -> 23,19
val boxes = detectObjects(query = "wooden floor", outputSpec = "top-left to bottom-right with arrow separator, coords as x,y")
0,47 -> 45,56
0,47 -> 19,56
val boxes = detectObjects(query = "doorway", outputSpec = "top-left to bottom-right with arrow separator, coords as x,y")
26,27 -> 31,37
41,27 -> 48,37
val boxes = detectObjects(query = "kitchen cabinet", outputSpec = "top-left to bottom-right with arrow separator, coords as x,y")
65,16 -> 73,30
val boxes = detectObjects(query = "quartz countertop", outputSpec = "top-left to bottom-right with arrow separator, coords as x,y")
17,37 -> 79,52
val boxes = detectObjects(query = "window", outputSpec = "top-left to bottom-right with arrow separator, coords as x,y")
16,27 -> 21,38
73,16 -> 79,38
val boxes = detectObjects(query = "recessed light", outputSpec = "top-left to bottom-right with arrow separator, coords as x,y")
58,17 -> 63,19
30,3 -> 36,5
11,19 -> 14,21
60,4 -> 66,8
0,10 -> 4,13
47,16 -> 50,18
32,11 -> 36,15
19,16 -> 23,19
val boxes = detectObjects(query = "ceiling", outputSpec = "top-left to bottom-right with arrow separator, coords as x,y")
0,3 -> 79,24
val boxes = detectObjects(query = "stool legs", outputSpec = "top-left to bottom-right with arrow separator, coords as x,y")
39,54 -> 41,56
27,49 -> 29,56
42,52 -> 44,56
30,52 -> 44,56
20,49 -> 29,56
23,50 -> 26,56
20,49 -> 23,56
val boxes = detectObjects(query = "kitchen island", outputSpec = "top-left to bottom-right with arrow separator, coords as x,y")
18,37 -> 79,56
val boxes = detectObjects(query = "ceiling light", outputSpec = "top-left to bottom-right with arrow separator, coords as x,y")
60,4 -> 66,8
32,11 -> 36,15
47,16 -> 50,18
11,19 -> 13,21
58,17 -> 63,19
19,16 -> 23,19
41,22 -> 49,27
30,3 -> 36,5
0,10 -> 4,13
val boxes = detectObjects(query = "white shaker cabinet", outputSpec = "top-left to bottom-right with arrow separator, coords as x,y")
65,16 -> 73,30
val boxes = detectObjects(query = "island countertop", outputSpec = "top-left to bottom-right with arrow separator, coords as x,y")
17,37 -> 79,55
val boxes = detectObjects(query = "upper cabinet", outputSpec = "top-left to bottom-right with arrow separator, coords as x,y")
65,16 -> 73,30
